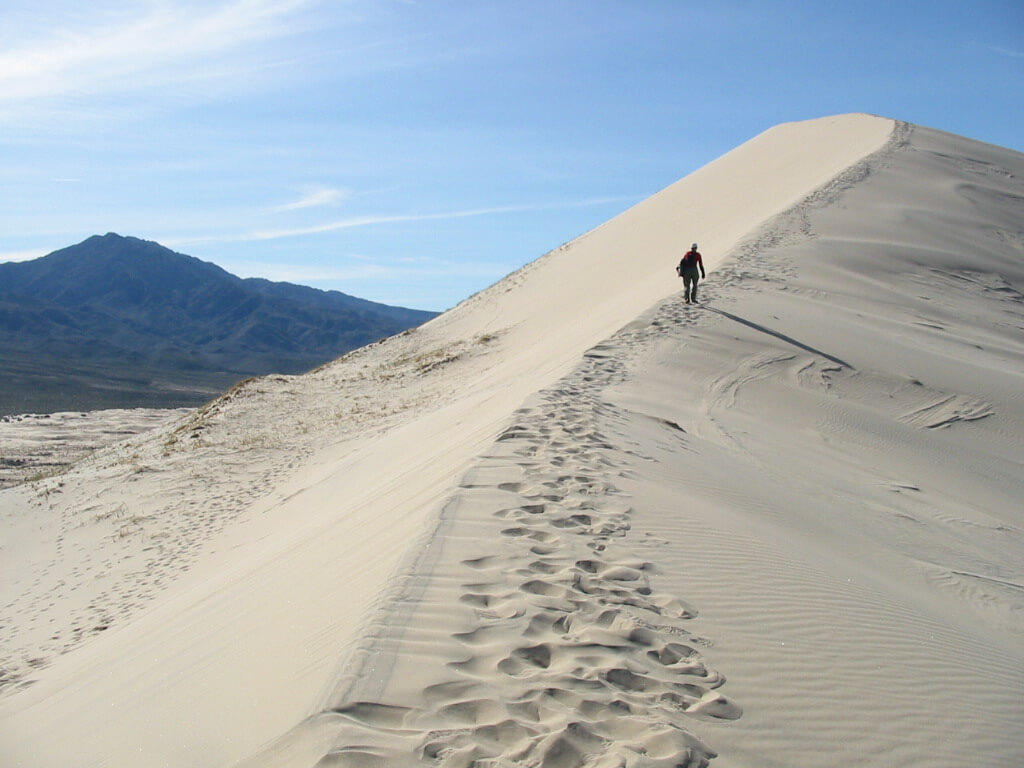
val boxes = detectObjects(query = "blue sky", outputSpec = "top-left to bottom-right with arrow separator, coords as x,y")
2,1 -> 1021,311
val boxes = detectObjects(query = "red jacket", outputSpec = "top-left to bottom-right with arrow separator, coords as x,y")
678,249 -> 704,276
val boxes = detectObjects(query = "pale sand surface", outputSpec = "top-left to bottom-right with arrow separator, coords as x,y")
0,409 -> 191,489
2,114 -> 1022,766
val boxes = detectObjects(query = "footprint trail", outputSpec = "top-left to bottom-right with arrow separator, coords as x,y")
292,317 -> 738,768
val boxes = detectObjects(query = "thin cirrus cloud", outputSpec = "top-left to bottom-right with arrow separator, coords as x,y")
272,187 -> 349,213
0,0 -> 315,106
222,257 -> 512,286
250,196 -> 636,241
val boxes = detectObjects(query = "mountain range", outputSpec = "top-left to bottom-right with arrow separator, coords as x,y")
0,233 -> 436,415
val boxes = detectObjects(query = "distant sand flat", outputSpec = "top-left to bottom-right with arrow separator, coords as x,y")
2,114 -> 1023,767
0,409 -> 190,489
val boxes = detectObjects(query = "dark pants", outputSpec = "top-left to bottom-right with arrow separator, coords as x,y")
681,267 -> 700,301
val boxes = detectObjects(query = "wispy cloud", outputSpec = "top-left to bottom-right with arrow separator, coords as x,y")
160,195 -> 636,248
251,196 -> 635,241
272,186 -> 349,212
990,46 -> 1024,58
0,0 -> 316,106
220,257 -> 512,285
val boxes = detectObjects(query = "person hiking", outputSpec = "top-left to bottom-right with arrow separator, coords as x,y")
677,243 -> 705,303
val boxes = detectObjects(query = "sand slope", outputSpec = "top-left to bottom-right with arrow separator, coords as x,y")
3,114 -> 1022,766
238,120 -> 1024,767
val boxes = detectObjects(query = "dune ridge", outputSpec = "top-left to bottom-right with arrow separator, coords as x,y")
242,118 -> 1024,767
3,113 -> 1022,766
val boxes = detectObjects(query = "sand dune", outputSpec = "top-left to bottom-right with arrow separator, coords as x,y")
2,114 -> 1022,767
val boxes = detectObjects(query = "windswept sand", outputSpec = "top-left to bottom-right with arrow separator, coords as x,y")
2,114 -> 1022,767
